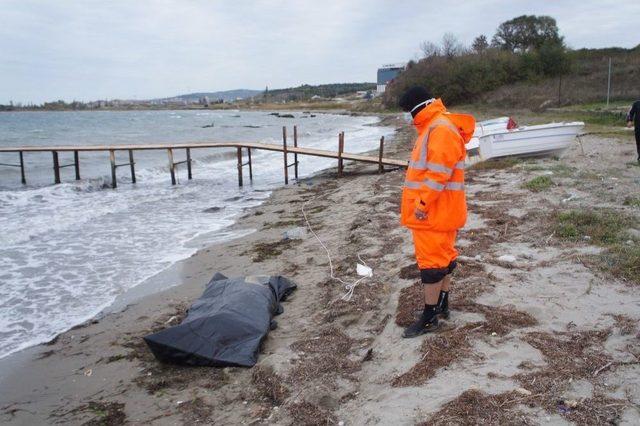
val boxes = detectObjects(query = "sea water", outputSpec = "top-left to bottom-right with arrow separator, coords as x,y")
0,110 -> 394,359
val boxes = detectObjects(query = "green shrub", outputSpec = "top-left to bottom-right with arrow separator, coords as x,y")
522,175 -> 553,191
623,196 -> 640,207
554,209 -> 639,284
554,210 -> 632,245
598,244 -> 640,284
384,45 -> 572,107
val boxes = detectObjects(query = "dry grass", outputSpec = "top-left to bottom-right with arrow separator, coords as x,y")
418,328 -> 631,425
288,328 -> 364,385
460,302 -> 537,335
248,239 -> 298,262
609,314 -> 638,335
287,401 -> 337,426
134,362 -> 228,395
391,322 -> 479,387
395,282 -> 423,327
176,397 -> 214,424
82,401 -> 126,426
419,389 -> 531,426
392,304 -> 536,388
252,365 -> 291,405
394,252 -> 536,388
323,286 -> 382,326
513,329 -> 628,425
453,260 -> 486,280
51,400 -> 127,426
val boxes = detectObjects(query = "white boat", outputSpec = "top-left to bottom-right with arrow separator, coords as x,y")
467,117 -> 512,153
477,121 -> 584,159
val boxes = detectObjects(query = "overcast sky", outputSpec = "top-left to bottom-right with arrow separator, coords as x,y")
1,0 -> 638,104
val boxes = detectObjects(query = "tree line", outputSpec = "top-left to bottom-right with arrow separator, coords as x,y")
383,15 -> 572,107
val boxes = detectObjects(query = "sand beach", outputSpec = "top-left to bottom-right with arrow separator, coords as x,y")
1,113 -> 639,425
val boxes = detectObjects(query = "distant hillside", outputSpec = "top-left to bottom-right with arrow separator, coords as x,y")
383,14 -> 640,110
260,83 -> 376,102
481,45 -> 640,108
163,89 -> 262,103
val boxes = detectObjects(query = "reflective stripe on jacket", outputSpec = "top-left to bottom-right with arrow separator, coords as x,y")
400,99 -> 475,231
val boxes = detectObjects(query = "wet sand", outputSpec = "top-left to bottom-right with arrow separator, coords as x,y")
1,114 -> 639,425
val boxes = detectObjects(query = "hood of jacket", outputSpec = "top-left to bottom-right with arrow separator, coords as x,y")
413,99 -> 475,144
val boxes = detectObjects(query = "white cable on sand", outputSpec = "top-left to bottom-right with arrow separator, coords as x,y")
301,201 -> 371,301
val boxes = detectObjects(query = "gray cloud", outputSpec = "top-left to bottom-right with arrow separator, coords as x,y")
1,0 -> 638,103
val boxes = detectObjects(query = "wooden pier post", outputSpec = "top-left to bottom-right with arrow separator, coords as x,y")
293,125 -> 299,180
1,139 -> 410,189
236,146 -> 243,187
337,132 -> 344,177
19,151 -> 26,185
128,149 -> 136,183
282,126 -> 289,185
73,150 -> 80,180
378,136 -> 385,173
52,151 -> 61,184
186,148 -> 192,180
109,149 -> 117,189
167,148 -> 176,185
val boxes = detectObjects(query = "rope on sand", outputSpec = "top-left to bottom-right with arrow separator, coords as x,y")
301,201 -> 372,301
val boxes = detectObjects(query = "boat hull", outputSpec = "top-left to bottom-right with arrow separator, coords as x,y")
478,122 -> 584,160
467,117 -> 510,153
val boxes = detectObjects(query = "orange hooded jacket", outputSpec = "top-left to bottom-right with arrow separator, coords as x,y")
400,99 -> 475,232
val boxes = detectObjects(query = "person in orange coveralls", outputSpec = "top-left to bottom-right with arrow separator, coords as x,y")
398,86 -> 475,338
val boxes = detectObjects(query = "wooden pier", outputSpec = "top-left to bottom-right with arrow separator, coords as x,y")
0,126 -> 407,188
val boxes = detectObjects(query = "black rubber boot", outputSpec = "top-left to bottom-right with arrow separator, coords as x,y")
436,291 -> 450,320
403,309 -> 439,338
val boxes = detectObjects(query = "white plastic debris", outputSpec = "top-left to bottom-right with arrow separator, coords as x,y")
356,263 -> 373,278
515,388 -> 532,396
497,255 -> 517,263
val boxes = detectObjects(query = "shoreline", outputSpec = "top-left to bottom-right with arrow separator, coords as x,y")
0,111 -> 395,362
2,112 -> 639,424
0,113 -> 408,424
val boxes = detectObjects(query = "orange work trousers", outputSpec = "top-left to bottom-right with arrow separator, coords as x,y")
411,229 -> 458,269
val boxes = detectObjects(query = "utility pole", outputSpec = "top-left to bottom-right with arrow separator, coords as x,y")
606,57 -> 612,108
558,75 -> 562,105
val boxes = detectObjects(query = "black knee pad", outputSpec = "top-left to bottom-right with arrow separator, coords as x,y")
420,267 -> 449,284
420,260 -> 457,284
447,260 -> 457,275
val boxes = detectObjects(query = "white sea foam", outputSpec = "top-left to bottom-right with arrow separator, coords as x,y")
0,110 -> 394,359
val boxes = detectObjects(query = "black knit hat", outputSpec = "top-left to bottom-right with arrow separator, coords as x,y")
398,86 -> 433,112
